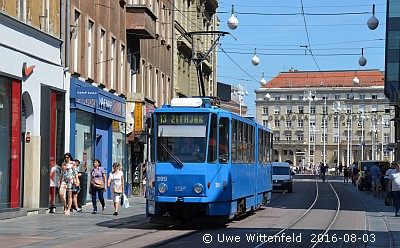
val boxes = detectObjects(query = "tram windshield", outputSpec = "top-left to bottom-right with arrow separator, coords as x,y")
156,113 -> 208,163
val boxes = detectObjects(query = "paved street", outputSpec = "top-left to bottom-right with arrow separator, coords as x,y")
1,176 -> 400,248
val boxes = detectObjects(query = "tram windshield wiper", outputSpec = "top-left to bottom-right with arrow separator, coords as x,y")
161,143 -> 184,167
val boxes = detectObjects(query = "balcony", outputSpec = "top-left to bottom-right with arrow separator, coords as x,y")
126,4 -> 157,39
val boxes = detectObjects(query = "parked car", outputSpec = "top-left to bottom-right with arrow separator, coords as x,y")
272,162 -> 293,193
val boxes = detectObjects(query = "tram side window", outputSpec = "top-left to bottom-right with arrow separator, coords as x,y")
249,126 -> 255,163
267,132 -> 272,163
219,117 -> 229,163
208,114 -> 218,163
243,123 -> 248,163
258,129 -> 263,163
237,121 -> 243,163
263,131 -> 268,164
232,119 -> 237,163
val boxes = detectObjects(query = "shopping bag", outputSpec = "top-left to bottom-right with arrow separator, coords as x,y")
122,193 -> 130,208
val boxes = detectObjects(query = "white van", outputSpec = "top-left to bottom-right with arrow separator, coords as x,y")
272,162 -> 293,193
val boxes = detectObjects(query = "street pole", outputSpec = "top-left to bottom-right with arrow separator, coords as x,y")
308,99 -> 311,169
338,114 -> 340,168
323,97 -> 326,165
239,94 -> 242,116
347,113 -> 350,167
361,115 -> 364,161
381,117 -> 384,160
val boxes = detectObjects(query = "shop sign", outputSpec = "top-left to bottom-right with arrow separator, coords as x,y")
127,92 -> 145,102
134,102 -> 143,132
99,96 -> 113,110
76,87 -> 98,98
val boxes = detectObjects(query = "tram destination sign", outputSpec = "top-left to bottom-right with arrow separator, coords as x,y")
157,113 -> 208,125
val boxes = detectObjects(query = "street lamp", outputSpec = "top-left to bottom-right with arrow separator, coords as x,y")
370,115 -> 379,160
333,101 -> 345,169
304,89 -> 317,170
367,4 -> 379,30
233,84 -> 248,116
227,5 -> 239,30
358,113 -> 367,161
252,48 -> 260,66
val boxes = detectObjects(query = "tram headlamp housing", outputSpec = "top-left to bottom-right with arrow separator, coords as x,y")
194,183 -> 203,194
158,183 -> 167,193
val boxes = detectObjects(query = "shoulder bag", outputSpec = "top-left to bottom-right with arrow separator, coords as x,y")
94,179 -> 105,189
113,174 -> 123,193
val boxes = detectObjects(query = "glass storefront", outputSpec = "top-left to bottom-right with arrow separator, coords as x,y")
112,121 -> 127,180
75,110 -> 95,202
0,76 -> 11,210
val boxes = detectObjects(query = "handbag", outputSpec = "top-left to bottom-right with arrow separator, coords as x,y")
120,193 -> 124,205
114,184 -> 123,193
93,179 -> 105,189
385,192 -> 393,206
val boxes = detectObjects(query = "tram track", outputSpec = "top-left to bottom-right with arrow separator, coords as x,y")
255,176 -> 341,248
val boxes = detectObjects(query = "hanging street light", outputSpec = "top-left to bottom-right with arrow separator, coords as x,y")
227,5 -> 239,30
359,48 -> 367,67
252,48 -> 260,66
260,72 -> 267,86
367,4 -> 379,30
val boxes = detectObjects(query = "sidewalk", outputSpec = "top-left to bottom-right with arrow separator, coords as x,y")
0,196 -> 147,248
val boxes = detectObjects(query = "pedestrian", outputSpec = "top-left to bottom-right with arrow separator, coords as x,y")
90,159 -> 107,214
388,163 -> 400,217
62,153 -> 79,215
385,163 -> 396,194
108,162 -> 124,216
320,163 -> 326,183
370,163 -> 382,196
339,163 -> 343,176
343,166 -> 349,185
58,162 -> 67,212
71,159 -> 82,212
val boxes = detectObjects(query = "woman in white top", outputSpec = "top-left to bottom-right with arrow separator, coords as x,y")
108,162 -> 124,216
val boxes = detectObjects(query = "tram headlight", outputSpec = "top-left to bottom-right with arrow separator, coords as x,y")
194,183 -> 203,194
158,183 -> 167,193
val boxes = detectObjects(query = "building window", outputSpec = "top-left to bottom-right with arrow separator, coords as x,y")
284,150 -> 288,155
286,106 -> 292,114
371,105 -> 378,113
333,150 -> 338,156
334,94 -> 340,100
274,119 -> 280,127
120,45 -> 125,92
334,117 -> 339,128
310,135 -> 315,142
297,133 -> 303,140
73,11 -> 80,73
274,106 -> 280,115
286,95 -> 292,101
298,95 -> 304,100
262,120 -> 268,127
310,106 -> 316,114
286,119 -> 292,127
321,134 -> 327,142
87,20 -> 94,79
359,94 -> 365,100
110,37 -> 116,89
99,29 -> 105,84
384,133 -> 390,143
298,119 -> 304,127
334,135 -> 339,143
286,133 -> 292,141
274,96 -> 280,101
298,106 -> 304,114
262,106 -> 268,114
372,94 -> 378,99
274,133 -> 280,141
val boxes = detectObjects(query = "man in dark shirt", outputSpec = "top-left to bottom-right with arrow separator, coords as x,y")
320,163 -> 326,183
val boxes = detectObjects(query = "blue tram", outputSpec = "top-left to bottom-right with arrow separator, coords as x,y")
145,97 -> 273,222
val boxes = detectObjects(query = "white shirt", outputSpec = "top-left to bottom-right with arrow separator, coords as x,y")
390,172 -> 400,191
109,171 -> 124,186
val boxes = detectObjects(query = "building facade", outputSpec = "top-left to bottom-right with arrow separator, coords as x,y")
68,0 -> 127,200
173,0 -> 218,98
0,1 -> 66,210
256,70 -> 395,170
384,0 -> 400,162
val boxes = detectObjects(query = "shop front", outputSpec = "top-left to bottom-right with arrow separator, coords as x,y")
70,78 -> 125,202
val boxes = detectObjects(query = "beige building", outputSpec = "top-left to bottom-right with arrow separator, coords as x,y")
255,69 -> 395,169
173,0 -> 219,98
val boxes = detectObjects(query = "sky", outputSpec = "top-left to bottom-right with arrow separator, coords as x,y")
216,0 -> 387,116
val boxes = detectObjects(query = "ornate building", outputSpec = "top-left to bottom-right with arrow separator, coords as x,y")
256,69 -> 395,169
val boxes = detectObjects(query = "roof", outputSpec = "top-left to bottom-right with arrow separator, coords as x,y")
262,69 -> 384,89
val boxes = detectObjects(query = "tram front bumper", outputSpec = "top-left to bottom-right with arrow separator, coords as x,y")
156,196 -> 208,203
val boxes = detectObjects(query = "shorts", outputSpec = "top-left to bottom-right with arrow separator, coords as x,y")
72,185 -> 81,194
112,192 -> 122,203
372,178 -> 381,188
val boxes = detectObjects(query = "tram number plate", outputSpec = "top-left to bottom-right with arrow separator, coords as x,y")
273,183 -> 281,186
157,176 -> 168,181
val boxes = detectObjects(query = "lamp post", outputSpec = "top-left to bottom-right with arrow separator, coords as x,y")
333,101 -> 345,169
358,113 -> 366,161
370,115 -> 378,160
233,84 -> 248,116
304,89 -> 317,169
